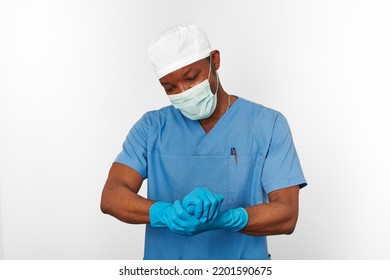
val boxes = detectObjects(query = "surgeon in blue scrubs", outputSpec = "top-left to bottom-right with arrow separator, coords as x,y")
100,23 -> 307,260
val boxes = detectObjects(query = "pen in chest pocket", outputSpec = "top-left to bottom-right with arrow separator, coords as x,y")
231,147 -> 238,164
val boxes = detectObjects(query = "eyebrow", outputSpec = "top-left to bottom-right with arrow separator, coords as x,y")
160,67 -> 198,86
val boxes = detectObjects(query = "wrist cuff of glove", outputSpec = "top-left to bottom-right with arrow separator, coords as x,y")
149,201 -> 171,228
225,207 -> 249,232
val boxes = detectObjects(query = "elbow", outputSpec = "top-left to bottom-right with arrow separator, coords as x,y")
100,191 -> 112,215
100,201 -> 109,214
283,215 -> 298,235
284,223 -> 296,235
100,200 -> 109,214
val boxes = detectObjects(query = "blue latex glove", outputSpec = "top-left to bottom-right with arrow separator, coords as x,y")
149,201 -> 172,228
160,200 -> 248,236
182,187 -> 224,223
150,200 -> 206,233
149,200 -> 204,234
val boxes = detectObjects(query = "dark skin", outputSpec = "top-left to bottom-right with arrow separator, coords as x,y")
101,50 -> 300,236
160,51 -> 234,133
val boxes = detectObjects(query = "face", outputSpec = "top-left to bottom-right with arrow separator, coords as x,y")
159,51 -> 220,95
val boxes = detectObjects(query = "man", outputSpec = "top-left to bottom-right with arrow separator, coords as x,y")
100,23 -> 307,260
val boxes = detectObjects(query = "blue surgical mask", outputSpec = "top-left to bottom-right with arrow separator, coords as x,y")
168,58 -> 219,120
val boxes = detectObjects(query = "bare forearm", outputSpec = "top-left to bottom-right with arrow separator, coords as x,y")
240,202 -> 298,236
240,186 -> 299,236
100,181 -> 154,224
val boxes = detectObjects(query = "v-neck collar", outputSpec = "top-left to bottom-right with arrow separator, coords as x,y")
195,97 -> 241,155
196,97 -> 241,135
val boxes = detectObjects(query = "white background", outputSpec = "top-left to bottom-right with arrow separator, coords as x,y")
1,0 -> 389,260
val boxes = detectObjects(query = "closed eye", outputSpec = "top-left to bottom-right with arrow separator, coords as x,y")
186,72 -> 200,81
166,85 -> 175,92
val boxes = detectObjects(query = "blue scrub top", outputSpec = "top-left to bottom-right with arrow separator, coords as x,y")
115,97 -> 307,260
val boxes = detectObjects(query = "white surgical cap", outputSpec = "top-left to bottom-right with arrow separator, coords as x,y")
148,23 -> 212,79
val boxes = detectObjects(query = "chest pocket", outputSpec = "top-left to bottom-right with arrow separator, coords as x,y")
228,154 -> 264,207
148,153 -> 265,209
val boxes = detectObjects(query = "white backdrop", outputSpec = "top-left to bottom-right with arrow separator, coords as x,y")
1,0 -> 389,260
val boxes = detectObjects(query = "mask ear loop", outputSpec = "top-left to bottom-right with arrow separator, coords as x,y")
207,54 -> 212,80
208,54 -> 219,94
214,72 -> 219,94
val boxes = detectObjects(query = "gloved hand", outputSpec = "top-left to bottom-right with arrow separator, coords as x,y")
156,200 -> 248,236
182,187 -> 224,223
149,200 -> 208,233
149,201 -> 172,228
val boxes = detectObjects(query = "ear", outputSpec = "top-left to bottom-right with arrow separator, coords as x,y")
211,50 -> 221,71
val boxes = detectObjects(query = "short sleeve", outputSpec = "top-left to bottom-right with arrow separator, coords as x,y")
260,113 -> 307,194
114,113 -> 150,178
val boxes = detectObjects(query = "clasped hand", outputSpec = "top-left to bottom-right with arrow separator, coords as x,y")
182,187 -> 224,223
149,187 -> 248,236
